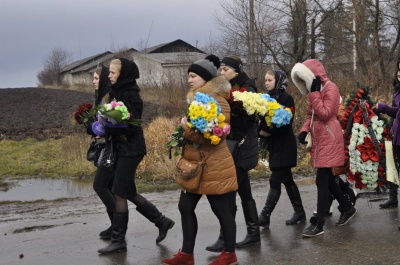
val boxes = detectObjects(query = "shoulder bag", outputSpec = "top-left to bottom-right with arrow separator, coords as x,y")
87,138 -> 106,162
176,149 -> 208,191
95,138 -> 117,171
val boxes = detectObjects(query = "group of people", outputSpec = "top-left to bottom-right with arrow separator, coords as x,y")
84,54 -> 398,265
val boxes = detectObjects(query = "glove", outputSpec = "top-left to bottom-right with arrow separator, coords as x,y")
298,131 -> 308,145
310,76 -> 321,92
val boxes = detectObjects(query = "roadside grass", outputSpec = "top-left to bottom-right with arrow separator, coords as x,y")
0,116 -> 313,191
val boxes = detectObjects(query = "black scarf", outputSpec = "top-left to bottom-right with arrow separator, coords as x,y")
110,58 -> 140,93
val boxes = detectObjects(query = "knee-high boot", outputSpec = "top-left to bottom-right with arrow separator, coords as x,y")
236,200 -> 260,248
285,185 -> 306,225
259,189 -> 281,228
98,211 -> 128,254
206,205 -> 237,252
99,208 -> 114,239
379,188 -> 398,208
136,199 -> 175,244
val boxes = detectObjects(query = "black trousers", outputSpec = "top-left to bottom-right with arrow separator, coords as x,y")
236,166 -> 255,203
93,167 -> 115,212
179,191 -> 236,253
316,168 -> 352,218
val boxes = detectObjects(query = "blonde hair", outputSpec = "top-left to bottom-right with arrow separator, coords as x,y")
110,59 -> 122,73
266,70 -> 275,77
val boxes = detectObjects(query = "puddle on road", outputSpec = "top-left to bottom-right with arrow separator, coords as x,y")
0,178 -> 95,201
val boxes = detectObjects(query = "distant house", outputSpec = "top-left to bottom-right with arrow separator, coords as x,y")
136,39 -> 205,86
60,39 -> 205,88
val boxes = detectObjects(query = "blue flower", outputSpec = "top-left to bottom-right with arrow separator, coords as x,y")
194,92 -> 211,104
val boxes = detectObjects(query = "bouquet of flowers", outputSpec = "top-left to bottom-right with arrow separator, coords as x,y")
74,103 -> 97,126
91,100 -> 141,136
166,92 -> 231,156
231,91 -> 292,128
342,85 -> 390,190
186,92 -> 231,145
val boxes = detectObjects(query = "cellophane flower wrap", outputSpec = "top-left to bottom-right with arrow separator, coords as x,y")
342,85 -> 390,190
96,99 -> 141,128
187,92 -> 231,145
74,103 -> 97,126
231,91 -> 292,128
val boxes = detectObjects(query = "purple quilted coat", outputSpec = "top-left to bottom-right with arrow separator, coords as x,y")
377,91 -> 400,146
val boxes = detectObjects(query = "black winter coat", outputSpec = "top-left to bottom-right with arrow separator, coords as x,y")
105,59 -> 147,158
259,91 -> 297,168
228,72 -> 259,171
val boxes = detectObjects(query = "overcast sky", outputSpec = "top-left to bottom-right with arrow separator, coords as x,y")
0,0 -> 222,88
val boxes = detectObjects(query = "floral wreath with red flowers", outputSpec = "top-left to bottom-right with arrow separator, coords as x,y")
341,84 -> 391,190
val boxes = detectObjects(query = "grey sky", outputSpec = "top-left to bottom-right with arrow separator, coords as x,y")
0,0 -> 222,88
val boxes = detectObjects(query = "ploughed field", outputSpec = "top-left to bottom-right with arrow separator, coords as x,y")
0,87 -> 161,140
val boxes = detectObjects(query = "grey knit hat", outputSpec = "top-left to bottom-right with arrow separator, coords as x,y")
187,55 -> 220,82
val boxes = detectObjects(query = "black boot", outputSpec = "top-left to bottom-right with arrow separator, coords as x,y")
285,185 -> 306,225
99,209 -> 114,240
259,189 -> 281,228
335,206 -> 357,226
379,188 -> 398,208
206,204 -> 237,252
302,216 -> 324,237
205,232 -> 225,252
236,200 -> 260,248
98,211 -> 128,254
136,199 -> 175,244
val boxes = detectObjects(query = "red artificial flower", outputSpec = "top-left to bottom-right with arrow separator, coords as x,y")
356,136 -> 380,162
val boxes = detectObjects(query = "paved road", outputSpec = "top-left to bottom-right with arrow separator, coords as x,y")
0,177 -> 399,265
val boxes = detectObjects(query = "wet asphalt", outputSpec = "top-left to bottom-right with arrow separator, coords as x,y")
1,177 -> 400,265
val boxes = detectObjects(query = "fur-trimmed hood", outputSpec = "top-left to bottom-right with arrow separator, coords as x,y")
186,75 -> 231,103
291,59 -> 329,95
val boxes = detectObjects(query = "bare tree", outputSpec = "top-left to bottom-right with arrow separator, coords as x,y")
37,47 -> 73,86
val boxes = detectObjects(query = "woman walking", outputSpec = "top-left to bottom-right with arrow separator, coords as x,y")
291,59 -> 357,237
97,58 -> 174,254
258,69 -> 306,229
162,55 -> 238,265
206,55 -> 260,251
87,66 -> 115,240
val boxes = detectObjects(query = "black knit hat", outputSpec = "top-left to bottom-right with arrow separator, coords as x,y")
187,55 -> 220,82
221,56 -> 243,73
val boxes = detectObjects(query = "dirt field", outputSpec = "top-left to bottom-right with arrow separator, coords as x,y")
0,87 -> 161,140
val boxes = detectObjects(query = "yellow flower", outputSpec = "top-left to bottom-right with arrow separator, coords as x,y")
210,135 -> 221,145
218,122 -> 226,129
187,122 -> 195,128
217,113 -> 225,123
203,132 -> 211,139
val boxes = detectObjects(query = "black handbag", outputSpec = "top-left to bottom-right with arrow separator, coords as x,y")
226,139 -> 240,161
86,139 -> 106,162
95,139 -> 116,170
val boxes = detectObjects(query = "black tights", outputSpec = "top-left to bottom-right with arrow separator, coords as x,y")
316,168 -> 352,218
178,191 -> 236,253
114,194 -> 146,213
